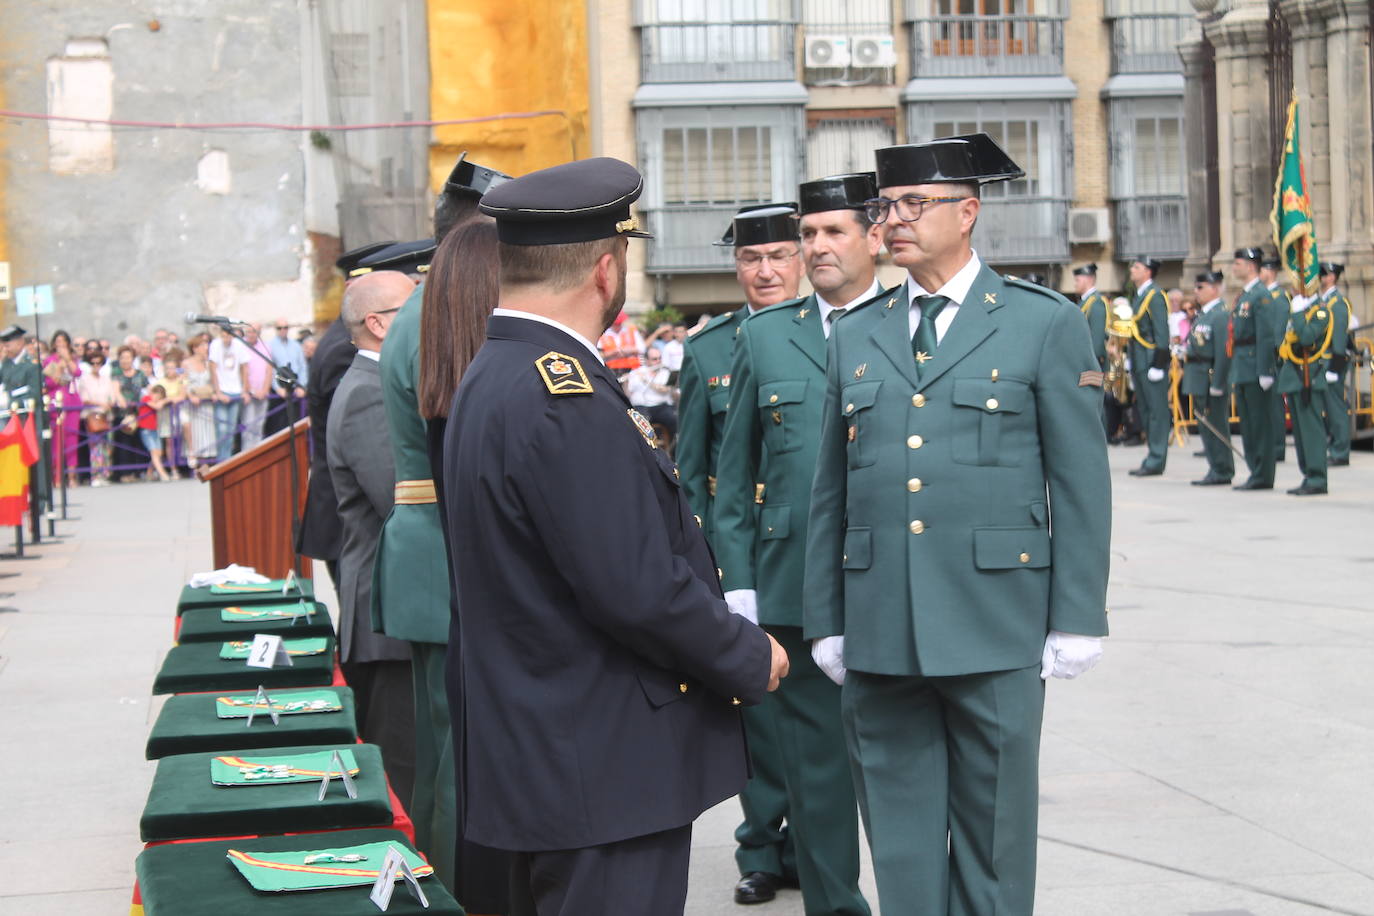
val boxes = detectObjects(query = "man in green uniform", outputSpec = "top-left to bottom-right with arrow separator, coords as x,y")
1318,262 -> 1353,466
678,204 -> 802,905
1229,247 -> 1279,490
1277,288 -> 1333,495
371,155 -> 510,896
804,134 -> 1110,915
1260,256 -> 1290,463
714,174 -> 883,916
1073,263 -> 1109,370
0,325 -> 49,506
1182,271 -> 1234,485
1125,256 -> 1171,476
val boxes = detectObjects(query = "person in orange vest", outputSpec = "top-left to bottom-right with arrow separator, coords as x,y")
599,311 -> 645,373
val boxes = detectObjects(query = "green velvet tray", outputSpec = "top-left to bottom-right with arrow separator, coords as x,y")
140,743 -> 392,842
135,828 -> 465,915
151,638 -> 336,695
176,603 -> 334,643
146,687 -> 358,759
178,578 -> 317,614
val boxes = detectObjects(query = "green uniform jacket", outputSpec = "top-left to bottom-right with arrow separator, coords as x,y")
803,267 -> 1111,677
1,355 -> 49,499
371,284 -> 451,644
1128,281 -> 1170,372
678,308 -> 750,543
1323,288 -> 1353,369
1268,284 -> 1292,344
1078,289 -> 1110,369
1277,300 -> 1332,394
1181,302 -> 1231,397
1229,281 -> 1278,384
715,292 -> 886,628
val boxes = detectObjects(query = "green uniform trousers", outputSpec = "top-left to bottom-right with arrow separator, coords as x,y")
1195,394 -> 1235,481
1132,368 -> 1170,471
1272,394 -> 1288,461
1288,391 -> 1329,491
735,697 -> 796,880
765,626 -> 869,916
843,665 -> 1045,916
1324,368 -> 1351,462
1235,382 -> 1276,487
411,642 -> 457,893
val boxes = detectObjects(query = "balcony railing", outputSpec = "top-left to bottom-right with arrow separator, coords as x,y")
972,197 -> 1070,264
1114,195 -> 1188,259
642,205 -> 757,274
907,15 -> 1064,78
640,22 -> 797,83
1111,15 -> 1190,74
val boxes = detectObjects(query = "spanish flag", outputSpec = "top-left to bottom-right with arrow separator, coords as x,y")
0,413 -> 38,527
1270,90 -> 1321,296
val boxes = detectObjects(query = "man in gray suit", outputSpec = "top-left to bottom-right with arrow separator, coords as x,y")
327,269 -> 418,806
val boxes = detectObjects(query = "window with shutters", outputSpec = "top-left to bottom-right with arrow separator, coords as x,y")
904,0 -> 1065,77
1105,0 -> 1191,74
637,0 -> 798,82
1109,96 -> 1188,257
806,115 -> 895,178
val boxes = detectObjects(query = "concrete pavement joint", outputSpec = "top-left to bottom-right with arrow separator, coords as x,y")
1112,581 -> 1372,615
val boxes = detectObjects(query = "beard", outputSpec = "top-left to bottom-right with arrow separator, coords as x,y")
599,248 -> 629,331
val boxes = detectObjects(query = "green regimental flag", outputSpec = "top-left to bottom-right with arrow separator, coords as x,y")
1270,91 -> 1321,297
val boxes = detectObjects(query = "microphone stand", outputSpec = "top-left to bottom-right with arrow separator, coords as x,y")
211,322 -> 305,578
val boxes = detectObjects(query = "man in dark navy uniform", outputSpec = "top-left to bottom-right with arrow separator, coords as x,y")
442,157 -> 788,915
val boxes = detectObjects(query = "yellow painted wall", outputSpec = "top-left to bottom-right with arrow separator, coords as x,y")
427,0 -> 590,188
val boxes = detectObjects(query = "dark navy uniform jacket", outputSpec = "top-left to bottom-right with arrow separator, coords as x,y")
442,314 -> 771,852
297,317 -> 356,562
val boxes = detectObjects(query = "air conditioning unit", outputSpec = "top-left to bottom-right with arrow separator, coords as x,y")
850,35 -> 897,68
805,35 -> 850,69
1068,207 -> 1111,244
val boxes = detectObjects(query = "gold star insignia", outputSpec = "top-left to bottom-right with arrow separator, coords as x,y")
915,351 -> 933,364
984,292 -> 997,304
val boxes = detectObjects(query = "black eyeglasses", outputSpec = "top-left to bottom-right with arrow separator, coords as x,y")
863,195 -> 970,225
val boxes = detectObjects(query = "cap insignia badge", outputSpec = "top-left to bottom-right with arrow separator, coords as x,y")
616,216 -> 642,235
535,351 -> 593,396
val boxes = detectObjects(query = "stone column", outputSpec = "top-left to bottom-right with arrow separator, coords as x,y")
1283,0 -> 1332,249
1321,0 -> 1374,320
1179,23 -> 1215,277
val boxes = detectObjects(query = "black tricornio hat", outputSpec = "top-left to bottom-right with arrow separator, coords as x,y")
337,241 -> 398,278
478,157 -> 653,246
0,324 -> 27,342
1072,263 -> 1097,277
1022,273 -> 1048,287
874,132 -> 1024,189
356,239 -> 438,276
443,151 -> 513,200
799,173 -> 877,216
1234,247 -> 1264,263
716,204 -> 801,248
1260,254 -> 1282,270
1319,261 -> 1345,278
1195,271 -> 1224,285
1132,256 -> 1162,274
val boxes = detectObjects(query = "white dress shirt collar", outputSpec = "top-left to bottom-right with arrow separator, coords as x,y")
1202,297 -> 1222,313
818,279 -> 883,338
492,308 -> 606,365
1244,277 -> 1260,292
906,249 -> 983,342
356,348 -> 381,362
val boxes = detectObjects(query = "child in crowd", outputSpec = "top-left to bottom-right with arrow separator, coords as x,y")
138,384 -> 172,482
155,348 -> 187,478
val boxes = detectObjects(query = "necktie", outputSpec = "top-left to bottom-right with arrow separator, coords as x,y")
824,307 -> 847,338
911,295 -> 949,373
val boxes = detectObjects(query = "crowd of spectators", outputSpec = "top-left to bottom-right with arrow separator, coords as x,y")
34,320 -> 314,487
599,314 -> 690,446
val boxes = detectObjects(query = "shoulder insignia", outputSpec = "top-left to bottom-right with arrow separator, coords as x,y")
1316,309 -> 1326,319
627,408 -> 657,448
797,307 -> 810,319
535,351 -> 593,396
1079,370 -> 1105,388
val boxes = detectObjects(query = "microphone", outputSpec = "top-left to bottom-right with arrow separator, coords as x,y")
184,312 -> 248,326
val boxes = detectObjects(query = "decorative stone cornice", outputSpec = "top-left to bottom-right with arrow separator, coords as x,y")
1203,4 -> 1271,59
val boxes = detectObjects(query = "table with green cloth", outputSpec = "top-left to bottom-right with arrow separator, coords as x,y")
177,578 -> 317,614
146,687 -> 359,759
175,602 -> 334,643
140,743 -> 394,842
151,638 -> 336,695
134,828 -> 465,915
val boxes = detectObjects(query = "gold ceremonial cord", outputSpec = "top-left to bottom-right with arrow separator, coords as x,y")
1080,293 -> 1108,341
1126,288 -> 1159,350
1277,303 -> 1334,366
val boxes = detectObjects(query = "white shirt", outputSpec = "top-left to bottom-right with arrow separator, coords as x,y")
492,308 -> 605,365
1244,277 -> 1260,292
624,365 -> 674,407
660,338 -> 684,371
356,348 -> 381,362
819,278 -> 883,339
208,337 -> 252,395
1201,298 -> 1221,314
906,250 -> 984,344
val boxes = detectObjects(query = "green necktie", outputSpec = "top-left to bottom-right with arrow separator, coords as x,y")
826,307 -> 847,334
911,294 -> 949,373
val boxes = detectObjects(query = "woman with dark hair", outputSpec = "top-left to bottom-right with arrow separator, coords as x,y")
42,330 -> 82,488
110,345 -> 148,482
416,218 -> 511,914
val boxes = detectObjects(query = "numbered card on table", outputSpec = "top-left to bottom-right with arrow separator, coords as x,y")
220,637 -> 328,661
210,748 -> 359,787
224,841 -> 433,893
215,689 -> 343,719
219,602 -> 316,623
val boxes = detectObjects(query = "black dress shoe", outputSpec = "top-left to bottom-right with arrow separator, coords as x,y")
1128,467 -> 1163,477
1330,457 -> 1350,466
1191,476 -> 1232,486
1286,484 -> 1328,496
735,872 -> 779,905
1192,449 -> 1206,457
1233,480 -> 1273,490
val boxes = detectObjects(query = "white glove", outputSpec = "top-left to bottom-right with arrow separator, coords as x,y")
1258,375 -> 1274,391
1040,631 -> 1103,680
723,589 -> 758,625
1146,366 -> 1165,383
1325,371 -> 1339,383
1208,387 -> 1224,398
1290,294 -> 1311,313
811,636 -> 846,686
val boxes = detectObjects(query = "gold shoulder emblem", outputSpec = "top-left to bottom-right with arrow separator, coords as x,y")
984,292 -> 997,304
627,408 -> 658,448
535,351 -> 593,396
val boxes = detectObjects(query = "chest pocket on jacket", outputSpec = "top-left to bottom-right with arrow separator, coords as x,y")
758,379 -> 807,455
951,377 -> 1030,467
842,381 -> 882,469
708,386 -> 732,418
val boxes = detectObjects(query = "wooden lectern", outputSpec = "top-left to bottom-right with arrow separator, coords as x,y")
200,418 -> 312,579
